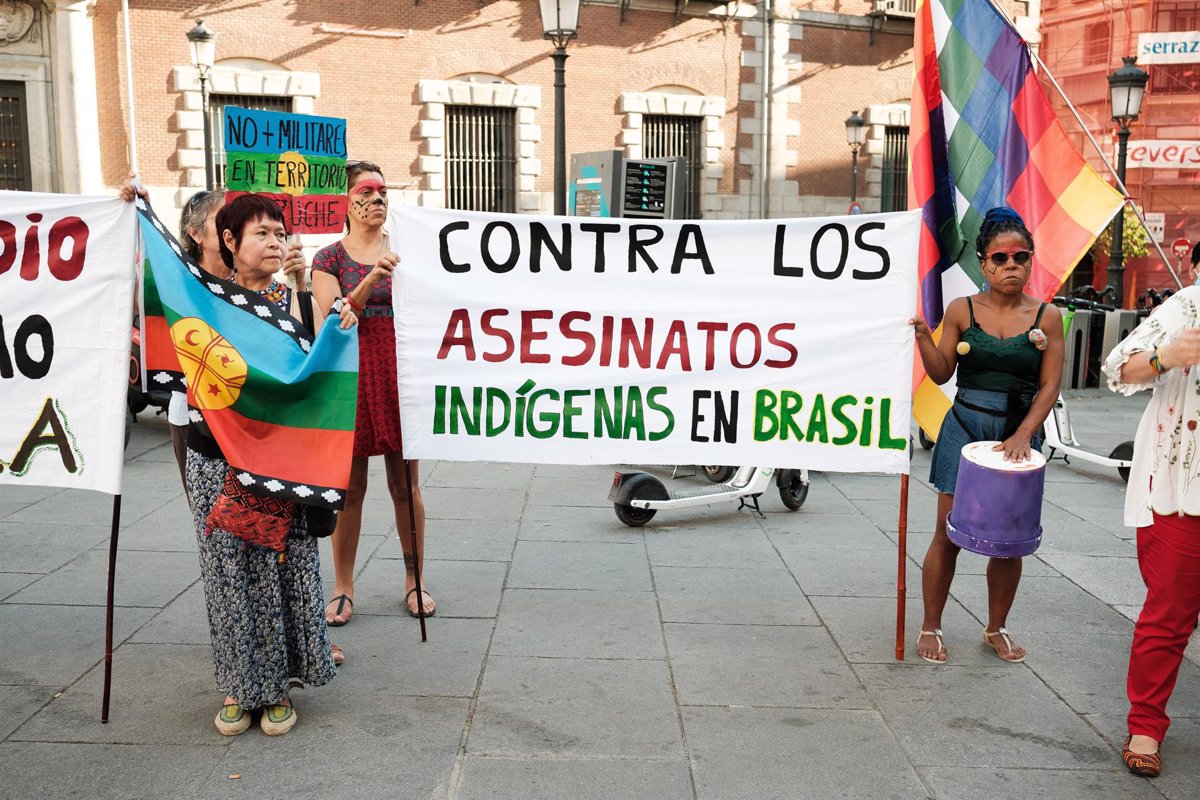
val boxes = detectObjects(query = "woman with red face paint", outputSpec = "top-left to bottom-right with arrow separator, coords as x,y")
311,161 -> 435,625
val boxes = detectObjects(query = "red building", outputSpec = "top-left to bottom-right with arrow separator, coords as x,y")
1040,0 -> 1200,302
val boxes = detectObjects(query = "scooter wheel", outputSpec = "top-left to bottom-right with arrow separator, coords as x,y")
702,465 -> 736,483
779,474 -> 809,510
918,429 -> 935,450
614,503 -> 657,527
1110,441 -> 1134,483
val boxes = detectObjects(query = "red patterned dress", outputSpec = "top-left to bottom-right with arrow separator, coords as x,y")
312,241 -> 403,458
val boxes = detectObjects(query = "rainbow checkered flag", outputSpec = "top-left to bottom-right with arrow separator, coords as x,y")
910,0 -> 1124,436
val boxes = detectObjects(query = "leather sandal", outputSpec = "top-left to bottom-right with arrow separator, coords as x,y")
1122,735 -> 1162,777
325,593 -> 353,627
983,627 -> 1026,663
406,587 -> 436,618
917,629 -> 947,664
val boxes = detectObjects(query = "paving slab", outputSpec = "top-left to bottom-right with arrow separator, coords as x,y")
1039,553 -> 1146,606
325,613 -> 493,698
683,706 -> 929,800
112,497 -> 196,551
468,655 -> 682,758
779,541 -> 922,598
0,521 -> 110,573
126,581 -> 209,645
424,517 -> 519,562
0,604 -> 155,686
0,685 -> 55,741
422,486 -> 527,521
195,696 -> 470,800
490,589 -> 664,660
4,488 -> 178,529
644,526 -> 785,570
455,755 -> 693,800
858,664 -> 1114,769
664,622 -> 870,708
425,460 -> 535,489
507,539 -> 652,592
350,555 -> 507,619
7,548 -> 199,609
0,571 -> 38,601
12,643 -> 225,746
761,510 -> 897,548
653,564 -> 818,625
918,766 -> 1161,800
947,574 -> 1135,636
0,741 -> 227,800
811,595 -> 997,666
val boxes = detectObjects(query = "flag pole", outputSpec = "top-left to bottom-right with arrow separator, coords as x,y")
1028,50 -> 1183,289
121,0 -> 138,175
895,474 -> 909,660
101,494 -> 122,723
402,458 -> 427,642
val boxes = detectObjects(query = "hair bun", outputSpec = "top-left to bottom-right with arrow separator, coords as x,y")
983,206 -> 1025,228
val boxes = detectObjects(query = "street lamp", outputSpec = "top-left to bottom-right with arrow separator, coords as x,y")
538,0 -> 580,216
1105,56 -> 1148,302
186,19 -> 217,190
845,110 -> 866,204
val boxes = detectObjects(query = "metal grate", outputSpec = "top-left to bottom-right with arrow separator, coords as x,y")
445,106 -> 517,213
642,114 -> 702,219
208,94 -> 292,187
880,125 -> 909,213
0,82 -> 31,191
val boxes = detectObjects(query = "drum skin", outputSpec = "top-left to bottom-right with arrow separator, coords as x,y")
946,441 -> 1046,558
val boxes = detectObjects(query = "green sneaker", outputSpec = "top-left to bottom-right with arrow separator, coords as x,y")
260,702 -> 297,736
214,703 -> 251,736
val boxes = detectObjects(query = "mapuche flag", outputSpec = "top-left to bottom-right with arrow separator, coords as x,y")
909,0 -> 1124,435
135,197 -> 358,509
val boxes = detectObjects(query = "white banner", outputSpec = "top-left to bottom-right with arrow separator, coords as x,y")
1126,139 -> 1200,169
0,194 -> 136,495
1137,31 -> 1200,64
393,207 -> 919,474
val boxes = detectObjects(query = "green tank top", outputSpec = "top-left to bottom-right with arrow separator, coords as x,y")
956,297 -> 1046,393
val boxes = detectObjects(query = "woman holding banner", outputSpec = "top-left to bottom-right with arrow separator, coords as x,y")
909,207 -> 1063,665
1103,281 -> 1200,777
311,160 -> 435,625
187,194 -> 356,737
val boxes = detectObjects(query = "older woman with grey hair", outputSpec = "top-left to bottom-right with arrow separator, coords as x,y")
121,180 -> 228,492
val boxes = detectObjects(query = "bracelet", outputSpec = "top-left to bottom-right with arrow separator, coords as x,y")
1150,348 -> 1169,375
346,295 -> 364,313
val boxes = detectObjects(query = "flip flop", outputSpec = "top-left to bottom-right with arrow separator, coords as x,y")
326,593 -> 353,627
917,629 -> 947,664
405,587 -> 436,618
982,627 -> 1026,663
331,644 -> 344,666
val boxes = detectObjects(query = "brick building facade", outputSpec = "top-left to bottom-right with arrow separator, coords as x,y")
1,0 -> 1034,232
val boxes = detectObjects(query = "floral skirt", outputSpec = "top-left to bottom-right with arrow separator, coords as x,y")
186,449 -> 335,708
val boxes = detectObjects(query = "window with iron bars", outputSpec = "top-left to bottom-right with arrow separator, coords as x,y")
1083,21 -> 1111,66
0,81 -> 31,191
445,106 -> 517,213
1151,2 -> 1200,95
642,114 -> 702,219
880,126 -> 909,214
207,94 -> 293,187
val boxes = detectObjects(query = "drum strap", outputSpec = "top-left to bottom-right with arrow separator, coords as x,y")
952,391 -> 1034,441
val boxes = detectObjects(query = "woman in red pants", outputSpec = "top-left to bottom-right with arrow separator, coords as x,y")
1104,284 -> 1200,777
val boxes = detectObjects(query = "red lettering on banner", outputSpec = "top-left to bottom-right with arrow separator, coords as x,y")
481,309 -> 515,363
0,220 -> 15,276
436,309 -> 476,360
47,217 -> 88,281
560,311 -> 595,366
0,214 -> 89,282
519,310 -> 553,364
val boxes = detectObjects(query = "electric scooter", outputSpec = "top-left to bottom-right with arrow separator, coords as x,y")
1042,395 -> 1134,482
608,466 -> 810,527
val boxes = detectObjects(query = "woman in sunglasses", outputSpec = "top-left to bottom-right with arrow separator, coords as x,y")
909,206 -> 1064,665
1102,239 -> 1200,777
311,160 -> 435,625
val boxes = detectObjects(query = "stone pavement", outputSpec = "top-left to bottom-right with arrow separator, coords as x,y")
1,388 -> 1198,799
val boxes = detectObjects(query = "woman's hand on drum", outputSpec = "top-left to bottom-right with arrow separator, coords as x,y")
1161,329 -> 1200,370
994,427 -> 1034,462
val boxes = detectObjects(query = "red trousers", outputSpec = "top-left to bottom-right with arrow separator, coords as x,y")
1128,512 -> 1200,742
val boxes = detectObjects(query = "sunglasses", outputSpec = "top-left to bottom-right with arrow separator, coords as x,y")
985,249 -> 1033,267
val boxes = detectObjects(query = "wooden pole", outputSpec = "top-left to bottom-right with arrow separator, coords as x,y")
101,494 -> 122,722
402,458 -> 427,642
895,474 -> 909,661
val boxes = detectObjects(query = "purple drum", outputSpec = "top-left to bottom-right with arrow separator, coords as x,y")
946,441 -> 1046,558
